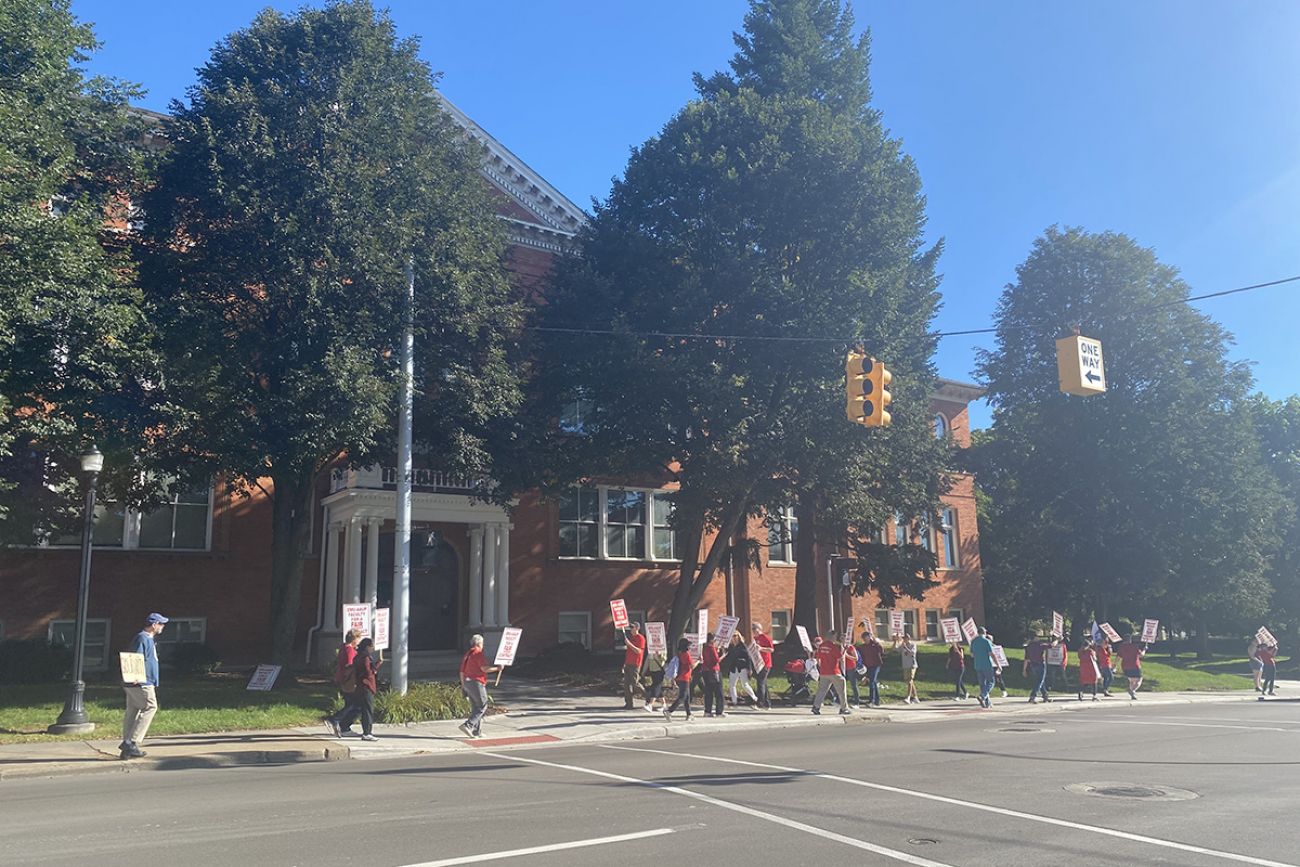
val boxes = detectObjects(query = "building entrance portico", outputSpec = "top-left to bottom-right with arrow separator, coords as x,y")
310,471 -> 512,666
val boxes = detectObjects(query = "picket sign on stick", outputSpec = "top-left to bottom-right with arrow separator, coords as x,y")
991,645 -> 1010,668
961,617 -> 978,643
610,599 -> 629,630
795,624 -> 813,652
940,617 -> 962,644
1099,622 -> 1122,643
1257,626 -> 1277,646
684,633 -> 702,664
697,609 -> 709,641
1141,618 -> 1160,644
714,615 -> 740,648
889,610 -> 905,638
343,603 -> 373,638
1051,611 -> 1064,638
493,627 -> 523,686
374,608 -> 390,651
746,641 -> 766,673
645,622 -> 668,655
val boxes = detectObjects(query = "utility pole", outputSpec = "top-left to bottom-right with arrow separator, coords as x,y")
391,258 -> 414,695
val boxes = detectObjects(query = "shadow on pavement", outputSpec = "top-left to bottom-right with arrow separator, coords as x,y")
934,747 -> 1300,766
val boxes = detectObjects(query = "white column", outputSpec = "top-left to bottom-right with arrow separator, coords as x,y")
469,526 -> 484,626
364,518 -> 381,608
483,524 -> 499,627
495,523 -> 511,626
345,517 -> 363,604
323,522 -> 342,629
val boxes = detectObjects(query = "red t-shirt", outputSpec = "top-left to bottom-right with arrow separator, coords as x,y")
1116,643 -> 1144,670
815,642 -> 843,676
674,650 -> 694,683
702,643 -> 722,672
623,632 -> 646,668
1097,645 -> 1112,667
1258,647 -> 1277,665
334,643 -> 357,685
754,633 -> 774,668
460,647 -> 490,683
858,639 -> 884,668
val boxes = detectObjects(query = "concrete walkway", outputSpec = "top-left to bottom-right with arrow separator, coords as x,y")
3,678 -> 1294,781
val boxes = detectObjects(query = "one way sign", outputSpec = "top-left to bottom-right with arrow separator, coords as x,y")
1055,334 -> 1106,396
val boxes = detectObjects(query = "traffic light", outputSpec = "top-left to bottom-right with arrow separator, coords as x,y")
845,351 -> 892,427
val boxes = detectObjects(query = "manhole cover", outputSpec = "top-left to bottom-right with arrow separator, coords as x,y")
986,726 -> 1056,734
908,838 -> 939,846
1065,782 -> 1199,802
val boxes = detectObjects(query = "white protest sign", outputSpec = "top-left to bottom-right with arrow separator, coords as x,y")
1051,611 -> 1064,638
889,610 -> 905,638
120,652 -> 146,685
1141,618 -> 1160,644
714,614 -> 740,648
961,617 -> 978,642
1099,622 -> 1122,642
940,617 -> 962,643
991,645 -> 1010,668
610,599 -> 629,630
645,621 -> 668,655
246,664 -> 282,691
374,607 -> 390,651
494,627 -> 523,666
746,641 -> 767,673
1046,645 -> 1065,666
861,618 -> 875,637
795,624 -> 813,652
684,633 -> 702,664
1257,626 -> 1277,646
343,603 -> 373,638
697,609 -> 709,641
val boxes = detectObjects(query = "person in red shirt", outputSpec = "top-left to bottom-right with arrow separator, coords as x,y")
857,628 -> 885,707
1077,639 -> 1100,701
664,638 -> 695,721
811,632 -> 850,715
621,623 -> 647,710
326,628 -> 361,737
1258,642 -> 1279,696
1097,638 -> 1115,696
353,637 -> 382,741
701,632 -> 725,717
459,634 -> 500,739
751,622 -> 775,709
1115,635 -> 1147,699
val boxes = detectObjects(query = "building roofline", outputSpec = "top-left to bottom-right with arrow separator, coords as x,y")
935,378 -> 987,404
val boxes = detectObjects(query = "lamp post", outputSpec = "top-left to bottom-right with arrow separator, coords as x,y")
48,446 -> 104,735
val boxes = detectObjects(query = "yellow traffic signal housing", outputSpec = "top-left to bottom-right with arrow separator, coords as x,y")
845,351 -> 892,427
864,357 -> 892,426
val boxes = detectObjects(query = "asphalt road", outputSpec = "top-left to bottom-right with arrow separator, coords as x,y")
5,699 -> 1300,867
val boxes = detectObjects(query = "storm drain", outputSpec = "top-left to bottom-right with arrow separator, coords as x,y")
986,726 -> 1056,734
1065,782 -> 1199,802
907,838 -> 939,846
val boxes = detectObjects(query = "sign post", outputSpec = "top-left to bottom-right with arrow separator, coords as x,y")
991,645 -> 1010,668
746,641 -> 766,673
1257,626 -> 1278,646
493,627 -> 523,686
1055,334 -> 1106,396
246,664 -> 282,691
697,609 -> 709,641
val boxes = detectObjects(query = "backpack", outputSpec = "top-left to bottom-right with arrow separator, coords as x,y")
665,656 -> 680,681
335,650 -> 358,693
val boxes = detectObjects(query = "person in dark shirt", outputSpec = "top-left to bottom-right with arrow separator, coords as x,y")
1023,635 -> 1051,703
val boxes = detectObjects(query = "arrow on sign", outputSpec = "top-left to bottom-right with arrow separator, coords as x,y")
1085,371 -> 1101,383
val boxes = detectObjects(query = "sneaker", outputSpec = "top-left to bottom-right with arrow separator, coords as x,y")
663,709 -> 673,721
119,748 -> 147,760
703,712 -> 715,718
644,705 -> 656,714
811,707 -> 822,715
458,722 -> 474,737
716,711 -> 727,718
470,731 -> 483,739
1127,688 -> 1136,699
1001,690 -> 1008,698
1027,697 -> 1037,703
325,719 -> 341,738
839,708 -> 852,715
360,734 -> 379,742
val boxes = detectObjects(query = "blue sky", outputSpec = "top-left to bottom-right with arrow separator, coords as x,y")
72,1 -> 1300,428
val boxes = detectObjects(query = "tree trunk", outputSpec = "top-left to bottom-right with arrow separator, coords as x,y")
666,491 -> 753,646
269,467 -> 315,667
791,496 -> 820,641
1196,618 -> 1211,660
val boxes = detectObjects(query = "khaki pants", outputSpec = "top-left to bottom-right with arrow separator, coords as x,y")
123,684 -> 158,747
813,673 -> 848,711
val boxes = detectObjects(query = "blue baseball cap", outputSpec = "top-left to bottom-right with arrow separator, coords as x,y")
147,613 -> 169,625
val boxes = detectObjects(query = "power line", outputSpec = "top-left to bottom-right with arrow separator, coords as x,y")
523,273 -> 1300,345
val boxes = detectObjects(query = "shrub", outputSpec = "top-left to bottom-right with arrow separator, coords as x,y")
0,639 -> 73,684
374,681 -> 471,724
164,643 -> 222,675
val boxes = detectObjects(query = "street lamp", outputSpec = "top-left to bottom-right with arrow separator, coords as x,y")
48,445 -> 104,735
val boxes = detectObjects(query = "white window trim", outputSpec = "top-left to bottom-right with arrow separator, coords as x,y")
770,609 -> 792,641
39,486 -> 215,552
48,618 -> 112,670
154,616 -> 208,645
558,485 -> 679,563
768,505 -> 797,565
558,611 -> 592,650
939,507 -> 958,570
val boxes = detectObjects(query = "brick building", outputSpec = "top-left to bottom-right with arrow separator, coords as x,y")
0,98 -> 984,670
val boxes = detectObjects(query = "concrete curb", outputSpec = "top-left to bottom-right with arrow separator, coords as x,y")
0,744 -> 350,782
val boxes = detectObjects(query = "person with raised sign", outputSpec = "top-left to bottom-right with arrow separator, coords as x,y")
120,612 -> 167,760
811,632 -> 851,715
325,628 -> 362,737
893,633 -> 919,704
1258,639 -> 1279,697
946,641 -> 968,701
1115,633 -> 1147,699
751,622 -> 774,709
1247,636 -> 1264,693
701,632 -> 725,717
1097,637 -> 1115,697
621,622 -> 647,710
459,634 -> 500,739
1076,638 -> 1101,701
969,627 -> 996,708
857,628 -> 885,707
353,637 -> 382,741
663,637 -> 694,721
1023,634 -> 1051,703
643,647 -> 668,714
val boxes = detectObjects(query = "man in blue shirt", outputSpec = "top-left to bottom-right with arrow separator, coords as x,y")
121,613 -> 167,760
969,626 -> 997,709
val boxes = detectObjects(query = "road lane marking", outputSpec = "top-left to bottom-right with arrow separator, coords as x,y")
601,745 -> 1299,867
397,828 -> 675,866
480,751 -> 957,867
1064,718 -> 1293,733
1099,715 -> 1300,728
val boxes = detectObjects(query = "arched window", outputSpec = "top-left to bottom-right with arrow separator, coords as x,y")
934,412 -> 949,439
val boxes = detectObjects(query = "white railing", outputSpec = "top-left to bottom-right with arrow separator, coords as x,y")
330,466 -> 488,494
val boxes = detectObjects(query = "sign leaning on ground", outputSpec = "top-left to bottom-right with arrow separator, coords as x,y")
714,615 -> 740,648
343,603 -> 372,638
374,608 -> 390,651
246,664 -> 282,691
1141,618 -> 1160,644
610,599 -> 629,630
120,652 -> 146,685
1099,622 -> 1122,642
1055,334 -> 1106,396
940,617 -> 962,644
795,624 -> 813,652
645,621 -> 667,655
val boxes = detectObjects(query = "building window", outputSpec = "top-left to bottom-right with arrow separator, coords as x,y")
605,489 -> 646,559
947,608 -> 964,624
558,486 -> 599,557
559,397 -> 594,434
614,609 -> 648,649
875,609 -> 890,637
925,609 -> 941,641
768,506 -> 798,564
770,610 -> 791,641
903,610 -> 917,638
893,513 -> 907,547
558,486 -> 676,561
52,483 -> 213,551
558,611 -> 592,649
155,617 -> 206,649
49,619 -> 111,670
940,507 -> 958,569
934,413 -> 949,439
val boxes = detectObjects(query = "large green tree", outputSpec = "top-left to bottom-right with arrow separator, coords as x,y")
524,0 -> 949,645
139,0 -> 519,663
972,227 -> 1284,649
0,0 -> 155,542
1248,395 -> 1300,641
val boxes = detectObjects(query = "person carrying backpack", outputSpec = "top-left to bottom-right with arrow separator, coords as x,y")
664,638 -> 695,721
325,629 -> 361,737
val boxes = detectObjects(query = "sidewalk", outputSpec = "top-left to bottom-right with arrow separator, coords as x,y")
3,679 -> 1293,781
